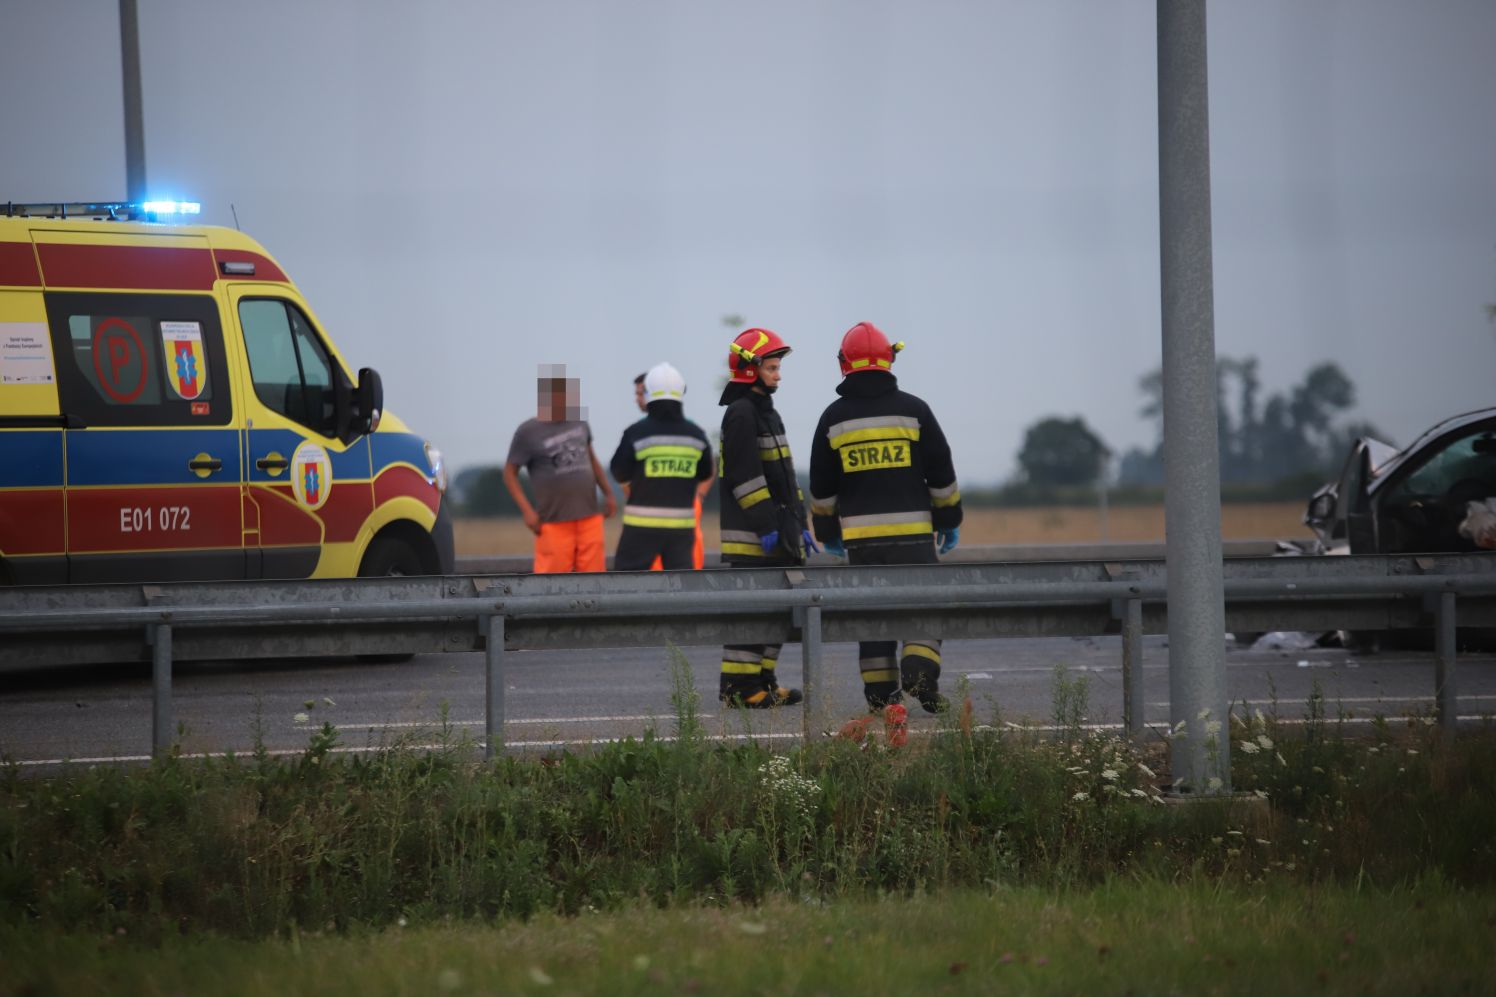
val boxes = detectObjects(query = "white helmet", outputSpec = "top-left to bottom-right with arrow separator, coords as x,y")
644,362 -> 686,400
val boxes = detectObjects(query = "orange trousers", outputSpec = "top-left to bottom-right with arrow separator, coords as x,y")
651,498 -> 705,571
534,514 -> 606,573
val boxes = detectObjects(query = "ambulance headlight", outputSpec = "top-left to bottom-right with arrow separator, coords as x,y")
424,442 -> 448,493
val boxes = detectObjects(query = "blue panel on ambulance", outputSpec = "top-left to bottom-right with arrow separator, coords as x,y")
245,429 -> 369,482
371,432 -> 429,473
0,430 -> 64,487
65,429 -> 244,485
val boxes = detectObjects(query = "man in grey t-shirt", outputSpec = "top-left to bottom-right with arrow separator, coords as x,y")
503,370 -> 617,572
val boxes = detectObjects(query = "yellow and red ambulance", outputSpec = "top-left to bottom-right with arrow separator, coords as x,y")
0,201 -> 452,585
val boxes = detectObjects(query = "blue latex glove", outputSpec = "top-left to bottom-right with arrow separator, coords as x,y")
936,527 -> 960,555
759,530 -> 780,555
822,539 -> 846,558
801,529 -> 820,554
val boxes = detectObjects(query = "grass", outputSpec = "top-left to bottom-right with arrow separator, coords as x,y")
453,501 -> 1313,557
5,880 -> 1494,995
2,663 -> 1494,992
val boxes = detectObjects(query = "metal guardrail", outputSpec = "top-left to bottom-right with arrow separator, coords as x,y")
3,552 -> 1494,758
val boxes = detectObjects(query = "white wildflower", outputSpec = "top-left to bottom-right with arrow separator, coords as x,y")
322,697 -> 336,707
1227,830 -> 1244,837
1197,707 -> 1211,721
1255,838 -> 1270,845
528,967 -> 554,986
1257,734 -> 1274,750
1130,788 -> 1148,798
1137,762 -> 1157,779
1276,752 -> 1287,766
1207,777 -> 1223,791
1101,768 -> 1119,781
293,712 -> 310,724
1239,741 -> 1261,754
1072,791 -> 1090,802
1205,720 -> 1223,737
1406,749 -> 1419,756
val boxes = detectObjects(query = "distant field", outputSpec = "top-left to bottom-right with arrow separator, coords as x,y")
454,501 -> 1312,557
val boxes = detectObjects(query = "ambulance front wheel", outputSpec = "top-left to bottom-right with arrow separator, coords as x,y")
358,537 -> 425,579
357,537 -> 425,663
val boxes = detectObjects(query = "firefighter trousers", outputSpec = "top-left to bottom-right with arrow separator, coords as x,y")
615,525 -> 696,571
719,554 -> 796,706
848,538 -> 944,712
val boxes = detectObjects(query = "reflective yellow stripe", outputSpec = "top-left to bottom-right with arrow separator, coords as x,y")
738,487 -> 771,508
861,668 -> 899,683
758,446 -> 791,460
842,521 -> 932,540
829,425 -> 920,449
903,644 -> 941,663
636,445 -> 705,460
931,489 -> 962,508
622,514 -> 696,529
847,357 -> 892,370
721,542 -> 768,557
721,661 -> 763,675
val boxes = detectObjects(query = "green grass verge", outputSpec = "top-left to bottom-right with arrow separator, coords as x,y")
5,880 -> 1493,995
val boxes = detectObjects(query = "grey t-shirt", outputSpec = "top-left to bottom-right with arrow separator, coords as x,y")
506,418 -> 601,524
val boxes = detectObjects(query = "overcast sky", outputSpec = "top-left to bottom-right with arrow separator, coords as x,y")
3,0 -> 1494,484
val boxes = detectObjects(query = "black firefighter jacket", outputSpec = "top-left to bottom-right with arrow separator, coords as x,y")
609,402 -> 712,530
718,387 -> 808,563
808,371 -> 962,550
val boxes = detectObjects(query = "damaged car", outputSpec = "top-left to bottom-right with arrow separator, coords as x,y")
1304,407 -> 1496,556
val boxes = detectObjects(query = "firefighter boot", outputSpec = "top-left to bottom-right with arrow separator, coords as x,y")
901,640 -> 947,715
758,646 -> 803,706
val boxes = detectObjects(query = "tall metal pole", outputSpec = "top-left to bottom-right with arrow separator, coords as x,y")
1158,0 -> 1230,793
120,0 -> 147,201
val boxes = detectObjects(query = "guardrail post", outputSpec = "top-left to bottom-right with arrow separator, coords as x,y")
1434,591 -> 1457,739
146,623 -> 172,758
1121,598 -> 1144,738
483,613 -> 505,759
801,603 -> 827,741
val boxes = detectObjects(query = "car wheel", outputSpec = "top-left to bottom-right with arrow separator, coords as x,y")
357,538 -> 424,662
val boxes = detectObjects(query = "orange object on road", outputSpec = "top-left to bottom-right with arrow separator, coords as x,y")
534,515 -> 605,573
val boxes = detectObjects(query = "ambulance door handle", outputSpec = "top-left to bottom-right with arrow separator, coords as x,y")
256,456 -> 289,472
189,452 -> 224,478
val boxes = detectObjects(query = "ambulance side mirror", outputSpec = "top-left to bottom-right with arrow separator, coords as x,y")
353,367 -> 383,437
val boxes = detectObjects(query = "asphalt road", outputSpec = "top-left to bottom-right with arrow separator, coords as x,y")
3,634 -> 1494,767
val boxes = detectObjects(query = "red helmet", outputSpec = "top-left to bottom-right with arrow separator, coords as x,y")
727,327 -> 791,384
838,321 -> 904,376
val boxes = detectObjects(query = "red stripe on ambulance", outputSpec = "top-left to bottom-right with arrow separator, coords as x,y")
374,465 -> 440,517
37,243 -> 217,291
0,490 -> 65,555
0,242 -> 40,286
67,488 -> 241,551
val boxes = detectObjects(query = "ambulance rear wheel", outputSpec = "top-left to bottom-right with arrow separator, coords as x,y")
358,538 -> 424,662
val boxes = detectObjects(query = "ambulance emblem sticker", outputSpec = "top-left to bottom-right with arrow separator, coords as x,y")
161,321 -> 207,401
291,442 -> 333,511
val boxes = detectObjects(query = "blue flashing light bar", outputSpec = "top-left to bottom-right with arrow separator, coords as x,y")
141,200 -> 201,215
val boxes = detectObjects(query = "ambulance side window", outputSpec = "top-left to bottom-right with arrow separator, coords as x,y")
43,292 -> 230,427
240,299 -> 337,436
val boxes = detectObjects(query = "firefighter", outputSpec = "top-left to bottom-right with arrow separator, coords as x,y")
717,327 -> 818,708
809,322 -> 962,714
610,362 -> 713,571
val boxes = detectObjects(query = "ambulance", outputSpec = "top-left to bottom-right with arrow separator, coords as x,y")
0,201 -> 453,585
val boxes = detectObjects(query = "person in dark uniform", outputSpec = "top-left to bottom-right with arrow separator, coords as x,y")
609,362 -> 712,571
809,322 -> 962,714
717,327 -> 818,708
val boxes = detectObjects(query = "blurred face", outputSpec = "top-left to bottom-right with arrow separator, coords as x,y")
537,378 -> 567,420
757,356 -> 783,390
634,380 -> 647,412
